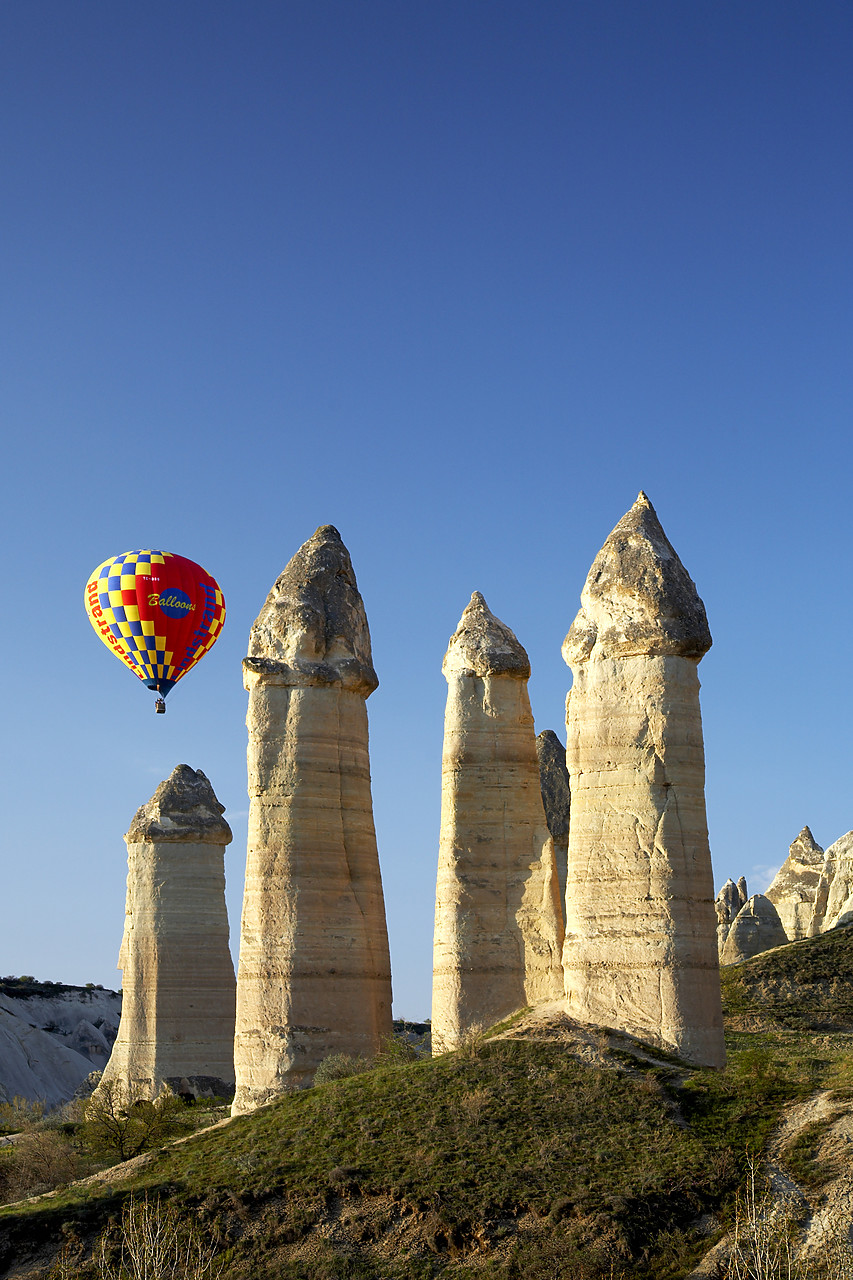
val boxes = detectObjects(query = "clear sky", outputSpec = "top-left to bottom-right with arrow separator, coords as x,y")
1,2 -> 852,1018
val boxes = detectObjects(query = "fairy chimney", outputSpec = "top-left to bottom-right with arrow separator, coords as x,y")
432,593 -> 564,1050
97,765 -> 236,1100
232,526 -> 393,1112
561,492 -> 725,1067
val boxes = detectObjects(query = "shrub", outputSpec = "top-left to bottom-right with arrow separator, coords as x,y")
314,1054 -> 373,1085
0,1096 -> 45,1133
0,1129 -> 81,1202
82,1080 -> 189,1161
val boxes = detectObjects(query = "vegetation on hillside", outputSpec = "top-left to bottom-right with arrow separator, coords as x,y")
0,927 -> 851,1278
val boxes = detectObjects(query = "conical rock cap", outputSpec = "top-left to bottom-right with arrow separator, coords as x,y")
125,764 -> 232,845
442,592 -> 530,679
245,525 -> 377,693
563,492 -> 711,665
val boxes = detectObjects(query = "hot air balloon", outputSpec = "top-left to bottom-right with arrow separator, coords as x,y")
84,551 -> 225,712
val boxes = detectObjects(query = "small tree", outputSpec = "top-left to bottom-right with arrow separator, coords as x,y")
82,1080 -> 188,1161
0,1095 -> 45,1132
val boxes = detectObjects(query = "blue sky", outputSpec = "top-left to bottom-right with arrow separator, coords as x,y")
1,2 -> 851,1017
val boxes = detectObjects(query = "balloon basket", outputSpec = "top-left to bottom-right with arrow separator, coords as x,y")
155,698 -> 166,715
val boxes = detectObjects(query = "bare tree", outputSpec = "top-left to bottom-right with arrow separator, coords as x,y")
92,1194 -> 222,1280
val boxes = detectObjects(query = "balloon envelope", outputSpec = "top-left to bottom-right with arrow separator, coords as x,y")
84,551 -> 225,697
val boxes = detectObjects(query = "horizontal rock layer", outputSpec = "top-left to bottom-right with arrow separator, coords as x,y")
433,595 -> 564,1050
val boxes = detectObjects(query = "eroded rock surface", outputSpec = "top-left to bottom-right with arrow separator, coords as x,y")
536,729 -> 570,921
766,827 -> 825,940
715,878 -> 748,956
814,831 -> 853,933
97,765 -> 236,1101
233,526 -> 392,1111
432,593 -> 564,1050
561,492 -> 725,1067
0,989 -> 121,1107
720,894 -> 789,964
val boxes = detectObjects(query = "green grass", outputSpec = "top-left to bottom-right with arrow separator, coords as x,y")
0,1039 -> 723,1279
721,925 -> 853,1031
3,928 -> 853,1278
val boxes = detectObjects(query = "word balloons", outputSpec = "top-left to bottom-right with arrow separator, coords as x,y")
84,550 -> 225,712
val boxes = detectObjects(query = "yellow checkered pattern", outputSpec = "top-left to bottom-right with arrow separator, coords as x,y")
84,550 -> 225,689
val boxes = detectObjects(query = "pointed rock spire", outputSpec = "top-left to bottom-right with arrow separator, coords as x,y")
442,591 -> 530,677
766,827 -> 825,940
246,524 -> 377,693
563,491 -> 711,665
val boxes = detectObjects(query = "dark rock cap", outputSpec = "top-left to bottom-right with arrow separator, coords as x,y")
245,525 -> 378,694
536,730 -> 570,843
442,592 -> 530,679
126,765 -> 232,845
563,492 -> 712,665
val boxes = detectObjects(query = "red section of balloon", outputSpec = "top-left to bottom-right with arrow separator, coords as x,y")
84,550 -> 226,697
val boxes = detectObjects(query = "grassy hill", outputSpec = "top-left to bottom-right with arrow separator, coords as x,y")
2,929 -> 853,1279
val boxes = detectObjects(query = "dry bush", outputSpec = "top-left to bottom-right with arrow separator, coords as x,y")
724,1159 -> 853,1280
0,1128 -> 81,1202
92,1194 -> 222,1279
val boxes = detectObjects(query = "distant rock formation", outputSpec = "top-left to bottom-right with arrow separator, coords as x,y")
232,526 -> 393,1112
97,765 -> 236,1101
765,827 -> 825,940
0,985 -> 121,1107
715,877 -> 748,955
561,492 -> 725,1068
536,729 -> 570,922
721,894 -> 788,964
814,831 -> 853,933
432,593 -> 565,1050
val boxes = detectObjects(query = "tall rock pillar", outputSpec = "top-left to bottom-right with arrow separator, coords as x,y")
562,493 -> 725,1067
98,765 -> 235,1100
432,593 -> 564,1051
232,525 -> 392,1112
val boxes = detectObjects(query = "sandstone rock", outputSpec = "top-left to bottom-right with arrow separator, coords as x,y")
232,526 -> 393,1112
536,729 -> 571,921
814,831 -> 853,932
561,492 -> 725,1067
432,594 -> 564,1051
715,878 -> 744,955
720,894 -> 788,964
736,876 -> 748,907
766,826 -> 825,940
97,765 -> 236,1101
